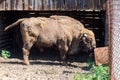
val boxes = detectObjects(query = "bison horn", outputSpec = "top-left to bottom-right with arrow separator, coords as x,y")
83,33 -> 88,37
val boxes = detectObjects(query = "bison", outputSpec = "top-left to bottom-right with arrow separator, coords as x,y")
4,15 -> 96,65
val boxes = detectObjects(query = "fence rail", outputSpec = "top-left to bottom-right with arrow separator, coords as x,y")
0,0 -> 106,11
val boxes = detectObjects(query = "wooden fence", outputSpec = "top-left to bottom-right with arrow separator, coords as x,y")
0,0 -> 107,11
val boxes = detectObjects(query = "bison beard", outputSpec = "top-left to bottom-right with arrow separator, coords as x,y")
4,15 -> 96,65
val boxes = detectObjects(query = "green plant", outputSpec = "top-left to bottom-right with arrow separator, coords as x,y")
73,58 -> 110,80
0,50 -> 11,59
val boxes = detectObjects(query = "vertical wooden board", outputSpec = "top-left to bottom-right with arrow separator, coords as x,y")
47,0 -> 50,10
60,0 -> 65,10
71,0 -> 76,10
74,0 -> 77,10
64,0 -> 68,10
53,0 -> 57,10
0,0 -> 5,10
94,0 -> 99,10
96,0 -> 101,10
80,0 -> 85,10
34,0 -> 38,10
33,0 -> 35,10
69,0 -> 73,10
48,0 -> 51,10
78,0 -> 82,10
0,0 -> 2,10
37,0 -> 41,10
23,0 -> 28,10
87,0 -> 93,10
16,0 -> 23,10
84,0 -> 90,10
67,0 -> 71,10
50,0 -> 54,10
5,0 -> 11,10
33,0 -> 40,10
56,0 -> 64,10
28,0 -> 33,10
43,0 -> 48,10
41,0 -> 44,10
32,0 -> 34,10
14,0 -> 17,10
56,0 -> 60,10
11,0 -> 16,10
76,0 -> 80,10
91,0 -> 94,10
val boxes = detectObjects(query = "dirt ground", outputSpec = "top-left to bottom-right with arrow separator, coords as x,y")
0,48 -> 90,80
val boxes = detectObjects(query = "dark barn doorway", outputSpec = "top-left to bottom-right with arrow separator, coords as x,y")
0,11 -> 106,61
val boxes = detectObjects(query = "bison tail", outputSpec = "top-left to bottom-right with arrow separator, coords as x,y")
4,18 -> 27,31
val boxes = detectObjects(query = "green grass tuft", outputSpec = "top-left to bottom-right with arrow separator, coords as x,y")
0,50 -> 11,59
73,58 -> 110,80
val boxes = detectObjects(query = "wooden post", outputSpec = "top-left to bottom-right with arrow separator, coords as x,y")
108,0 -> 120,80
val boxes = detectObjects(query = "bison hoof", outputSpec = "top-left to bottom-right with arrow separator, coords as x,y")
23,61 -> 30,65
62,61 -> 68,66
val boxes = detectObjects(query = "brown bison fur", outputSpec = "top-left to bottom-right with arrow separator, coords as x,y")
4,15 -> 96,65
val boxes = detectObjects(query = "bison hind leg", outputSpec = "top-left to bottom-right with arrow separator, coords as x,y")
22,47 -> 30,65
22,42 -> 35,65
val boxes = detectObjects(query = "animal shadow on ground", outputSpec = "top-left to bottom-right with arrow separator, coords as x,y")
2,46 -> 91,69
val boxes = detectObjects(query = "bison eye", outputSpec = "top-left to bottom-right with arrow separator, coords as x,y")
83,37 -> 91,43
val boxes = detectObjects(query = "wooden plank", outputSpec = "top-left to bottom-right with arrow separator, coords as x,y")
54,0 -> 57,10
23,0 -> 28,10
0,0 -> 5,10
61,0 -> 65,10
1,0 -> 5,10
0,0 -> 106,11
34,0 -> 38,10
11,0 -> 15,10
56,0 -> 63,10
76,0 -> 80,10
16,0 -> 23,10
50,0 -> 54,10
38,0 -> 42,10
43,0 -> 48,10
28,0 -> 33,10
47,0 -> 50,10
5,0 -> 10,10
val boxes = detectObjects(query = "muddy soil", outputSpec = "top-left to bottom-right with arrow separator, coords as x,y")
0,48 -> 90,80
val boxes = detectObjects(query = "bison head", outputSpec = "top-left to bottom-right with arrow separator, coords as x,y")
79,33 -> 96,53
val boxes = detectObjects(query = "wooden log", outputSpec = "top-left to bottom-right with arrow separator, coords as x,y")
94,47 -> 109,65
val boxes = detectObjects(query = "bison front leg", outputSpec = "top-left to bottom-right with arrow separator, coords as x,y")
59,45 -> 69,65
